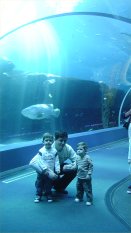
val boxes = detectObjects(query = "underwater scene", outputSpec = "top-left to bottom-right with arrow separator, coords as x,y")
0,7 -> 131,145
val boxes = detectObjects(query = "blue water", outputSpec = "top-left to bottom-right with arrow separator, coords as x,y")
0,12 -> 131,144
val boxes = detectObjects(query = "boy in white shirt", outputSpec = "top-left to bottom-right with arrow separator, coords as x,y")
29,133 -> 60,203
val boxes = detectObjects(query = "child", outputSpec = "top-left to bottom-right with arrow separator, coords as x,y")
29,133 -> 60,203
74,142 -> 93,206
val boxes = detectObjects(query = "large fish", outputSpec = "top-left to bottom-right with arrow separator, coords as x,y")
21,104 -> 60,120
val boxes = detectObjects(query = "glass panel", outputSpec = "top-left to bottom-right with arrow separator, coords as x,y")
0,12 -> 131,145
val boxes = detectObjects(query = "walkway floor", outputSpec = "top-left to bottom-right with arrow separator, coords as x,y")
0,139 -> 131,232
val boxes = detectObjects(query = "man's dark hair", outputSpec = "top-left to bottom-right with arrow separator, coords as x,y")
55,131 -> 68,140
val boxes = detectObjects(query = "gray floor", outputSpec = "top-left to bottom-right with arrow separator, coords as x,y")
0,139 -> 131,232
106,175 -> 131,229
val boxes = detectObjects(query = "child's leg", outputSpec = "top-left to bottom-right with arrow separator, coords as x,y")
44,176 -> 53,195
76,178 -> 84,200
83,178 -> 93,203
35,173 -> 44,197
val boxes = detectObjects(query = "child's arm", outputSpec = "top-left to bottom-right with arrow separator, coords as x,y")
37,152 -> 48,171
86,158 -> 93,179
29,153 -> 43,173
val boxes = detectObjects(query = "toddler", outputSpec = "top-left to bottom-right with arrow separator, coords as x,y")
74,142 -> 93,205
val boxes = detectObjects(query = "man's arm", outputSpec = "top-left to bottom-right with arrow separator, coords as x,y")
55,154 -> 60,174
63,145 -> 77,171
68,145 -> 77,165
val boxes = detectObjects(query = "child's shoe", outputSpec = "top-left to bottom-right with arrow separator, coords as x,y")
86,201 -> 92,206
127,184 -> 131,194
127,189 -> 131,194
74,198 -> 83,202
47,196 -> 53,203
34,195 -> 41,203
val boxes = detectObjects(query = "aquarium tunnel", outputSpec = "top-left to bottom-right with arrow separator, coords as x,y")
0,0 -> 131,173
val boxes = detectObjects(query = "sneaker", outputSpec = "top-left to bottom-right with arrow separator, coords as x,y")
34,195 -> 41,203
47,196 -> 53,203
127,189 -> 131,194
86,201 -> 92,206
74,198 -> 83,202
74,198 -> 80,202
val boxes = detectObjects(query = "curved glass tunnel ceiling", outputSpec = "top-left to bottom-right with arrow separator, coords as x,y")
0,12 -> 131,145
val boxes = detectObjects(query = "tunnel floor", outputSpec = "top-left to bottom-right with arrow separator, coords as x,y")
0,139 -> 131,233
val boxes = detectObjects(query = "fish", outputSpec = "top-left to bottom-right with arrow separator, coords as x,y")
48,93 -> 53,98
21,104 -> 60,120
43,78 -> 56,86
47,79 -> 56,84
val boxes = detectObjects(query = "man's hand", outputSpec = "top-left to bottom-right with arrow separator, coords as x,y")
42,169 -> 58,180
63,164 -> 74,172
55,170 -> 60,175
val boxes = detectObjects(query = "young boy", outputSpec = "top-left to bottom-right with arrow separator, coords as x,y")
29,133 -> 60,203
74,142 -> 93,206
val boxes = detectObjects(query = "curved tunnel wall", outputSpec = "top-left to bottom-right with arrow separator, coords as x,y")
0,127 -> 128,174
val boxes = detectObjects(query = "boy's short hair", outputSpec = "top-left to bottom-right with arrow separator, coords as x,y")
42,132 -> 54,141
77,142 -> 88,151
55,131 -> 68,140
